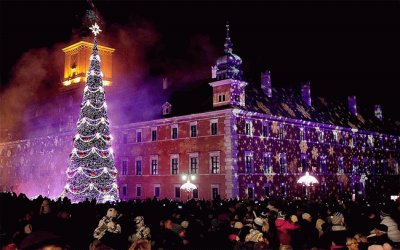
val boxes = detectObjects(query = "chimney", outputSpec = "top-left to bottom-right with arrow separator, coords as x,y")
162,77 -> 168,90
211,65 -> 218,79
261,70 -> 272,98
348,96 -> 357,115
301,81 -> 311,107
374,104 -> 383,120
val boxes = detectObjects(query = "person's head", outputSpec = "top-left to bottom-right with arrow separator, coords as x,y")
164,219 -> 173,230
353,234 -> 368,243
302,213 -> 312,222
135,216 -> 145,228
40,199 -> 51,215
374,224 -> 388,236
346,237 -> 359,250
106,208 -> 118,218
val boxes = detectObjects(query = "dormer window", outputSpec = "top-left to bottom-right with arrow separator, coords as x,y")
162,102 -> 172,115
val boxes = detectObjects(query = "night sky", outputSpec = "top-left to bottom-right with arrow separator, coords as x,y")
1,0 -> 399,120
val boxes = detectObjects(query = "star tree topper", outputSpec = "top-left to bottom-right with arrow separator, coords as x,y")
90,23 -> 102,36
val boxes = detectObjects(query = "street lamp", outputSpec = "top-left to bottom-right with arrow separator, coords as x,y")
297,171 -> 318,198
180,173 -> 197,200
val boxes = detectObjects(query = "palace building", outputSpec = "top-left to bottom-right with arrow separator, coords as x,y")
0,26 -> 399,200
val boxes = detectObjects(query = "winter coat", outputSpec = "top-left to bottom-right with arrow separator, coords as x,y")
381,216 -> 400,243
275,218 -> 300,245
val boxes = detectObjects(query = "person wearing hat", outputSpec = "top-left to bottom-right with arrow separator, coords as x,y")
275,211 -> 300,250
244,217 -> 269,249
367,224 -> 394,249
91,208 -> 122,250
128,216 -> 151,249
326,212 -> 348,248
299,212 -> 319,249
379,207 -> 400,246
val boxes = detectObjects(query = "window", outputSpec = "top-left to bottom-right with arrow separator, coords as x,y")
245,121 -> 252,136
210,152 -> 220,174
368,158 -> 376,175
162,102 -> 172,115
190,155 -> 198,174
279,126 -> 285,140
280,153 -> 287,173
300,128 -> 305,141
136,130 -> 142,143
218,94 -> 226,102
262,122 -> 269,137
171,155 -> 179,175
151,156 -> 158,175
352,157 -> 359,173
211,119 -> 218,135
301,154 -> 307,173
122,160 -> 128,176
211,185 -> 219,199
338,157 -> 344,174
333,131 -> 339,144
122,133 -> 128,144
264,186 -> 270,196
151,127 -> 157,141
320,156 -> 327,173
174,186 -> 181,198
135,158 -> 142,176
171,125 -> 178,139
190,122 -> 197,137
263,153 -> 272,174
247,186 -> 254,199
382,159 -> 388,175
192,188 -> 199,199
122,185 -> 127,197
280,183 -> 287,196
136,185 -> 142,197
245,152 -> 253,174
318,130 -> 324,143
154,184 -> 160,198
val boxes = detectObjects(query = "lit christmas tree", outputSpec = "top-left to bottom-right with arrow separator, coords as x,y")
63,23 -> 119,203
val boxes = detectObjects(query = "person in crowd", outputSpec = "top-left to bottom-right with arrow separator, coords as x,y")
379,207 -> 400,247
155,218 -> 184,249
354,233 -> 368,250
299,212 -> 319,249
346,237 -> 359,250
91,207 -> 122,250
128,216 -> 151,250
275,211 -> 300,250
328,212 -> 348,248
367,224 -> 393,250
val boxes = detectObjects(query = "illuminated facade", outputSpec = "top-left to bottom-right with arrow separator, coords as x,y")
0,28 -> 399,201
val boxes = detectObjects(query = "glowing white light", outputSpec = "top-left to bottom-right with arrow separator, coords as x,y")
84,86 -> 88,92
112,183 -> 118,188
103,167 -> 108,173
72,148 -> 77,154
182,174 -> 187,181
89,183 -> 94,190
91,147 -> 96,153
109,148 -> 114,154
190,175 -> 196,181
101,117 -> 105,123
75,134 -> 80,140
100,72 -> 104,77
103,103 -> 107,109
297,172 -> 319,186
180,181 -> 197,192
65,184 -> 70,189
86,100 -> 91,106
89,22 -> 102,36
82,118 -> 86,123
77,167 -> 83,172
96,133 -> 101,139
99,87 -> 104,92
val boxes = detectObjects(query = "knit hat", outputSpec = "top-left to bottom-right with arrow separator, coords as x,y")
234,221 -> 243,229
380,208 -> 390,217
254,217 -> 264,227
277,211 -> 286,219
331,212 -> 344,225
302,213 -> 312,221
180,220 -> 189,229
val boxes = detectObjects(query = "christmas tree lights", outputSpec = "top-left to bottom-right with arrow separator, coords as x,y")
63,23 -> 119,203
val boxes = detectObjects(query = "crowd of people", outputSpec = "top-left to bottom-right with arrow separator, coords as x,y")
0,192 -> 400,250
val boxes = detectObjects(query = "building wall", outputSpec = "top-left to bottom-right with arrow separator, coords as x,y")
115,110 -> 231,200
